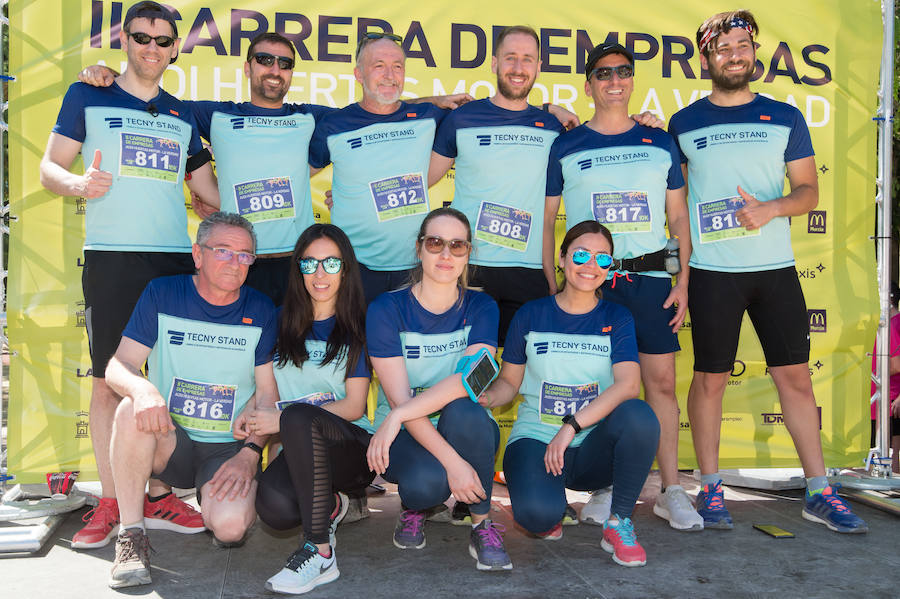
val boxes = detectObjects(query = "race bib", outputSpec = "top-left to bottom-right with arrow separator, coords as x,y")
119,133 -> 181,182
168,377 -> 236,433
276,391 -> 336,411
234,177 -> 296,224
592,191 -> 651,233
539,381 -> 597,427
475,202 -> 532,252
696,196 -> 761,243
369,173 -> 427,222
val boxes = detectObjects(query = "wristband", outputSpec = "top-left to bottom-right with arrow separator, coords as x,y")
542,102 -> 551,112
561,414 -> 582,434
242,441 -> 264,457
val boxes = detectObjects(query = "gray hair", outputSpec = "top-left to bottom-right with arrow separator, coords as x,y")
196,211 -> 257,253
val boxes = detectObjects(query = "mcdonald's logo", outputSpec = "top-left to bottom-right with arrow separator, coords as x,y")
808,309 -> 827,333
808,210 -> 826,234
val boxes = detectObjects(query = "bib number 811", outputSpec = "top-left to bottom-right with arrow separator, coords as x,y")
134,150 -> 171,170
181,399 -> 225,420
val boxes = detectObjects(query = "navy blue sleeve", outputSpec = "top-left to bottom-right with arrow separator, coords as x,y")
366,294 -> 403,358
608,304 -> 639,364
500,304 -> 529,364
784,107 -> 814,162
464,292 -> 499,348
122,279 -> 161,349
667,115 -> 688,164
304,103 -> 338,123
254,301 -> 278,366
52,83 -> 88,143
665,135 -> 686,189
432,110 -> 459,158
546,136 -> 564,196
309,119 -> 332,168
348,348 -> 371,379
183,109 -> 204,157
188,100 -> 218,141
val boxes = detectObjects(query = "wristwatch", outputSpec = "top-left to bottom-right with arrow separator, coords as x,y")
242,441 -> 264,457
561,414 -> 582,434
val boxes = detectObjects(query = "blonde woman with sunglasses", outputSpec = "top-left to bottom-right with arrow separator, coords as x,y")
365,207 -> 512,571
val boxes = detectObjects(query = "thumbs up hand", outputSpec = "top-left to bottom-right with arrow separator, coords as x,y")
734,185 -> 775,231
79,149 -> 113,198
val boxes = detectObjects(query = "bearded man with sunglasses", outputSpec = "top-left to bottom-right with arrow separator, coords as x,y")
104,211 -> 278,588
40,1 -> 219,550
543,42 -> 699,532
668,10 -> 866,534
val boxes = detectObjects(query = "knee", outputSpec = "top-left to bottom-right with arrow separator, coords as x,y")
511,492 -> 559,534
440,398 -> 493,447
280,402 -> 319,433
642,367 -> 675,399
205,506 -> 254,543
691,371 -> 730,397
398,467 -> 449,509
112,397 -> 138,432
617,399 -> 661,441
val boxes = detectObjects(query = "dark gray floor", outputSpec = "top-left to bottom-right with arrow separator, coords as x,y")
1,473 -> 898,598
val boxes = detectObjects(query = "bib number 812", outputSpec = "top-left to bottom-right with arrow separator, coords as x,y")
387,189 -> 418,207
181,399 -> 224,420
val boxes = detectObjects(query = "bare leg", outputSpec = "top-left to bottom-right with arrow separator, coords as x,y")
200,480 -> 258,544
90,377 -> 120,498
768,364 -> 825,478
639,352 -> 679,487
686,371 -> 730,475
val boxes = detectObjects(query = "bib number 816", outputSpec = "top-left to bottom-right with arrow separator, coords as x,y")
181,399 -> 225,419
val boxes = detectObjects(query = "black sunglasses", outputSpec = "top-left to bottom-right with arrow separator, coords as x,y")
356,32 -> 403,58
251,52 -> 295,70
128,31 -> 176,48
590,64 -> 634,81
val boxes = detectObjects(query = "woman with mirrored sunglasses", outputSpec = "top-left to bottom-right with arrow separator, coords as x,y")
483,220 -> 660,567
251,223 -> 374,595
364,207 -> 512,571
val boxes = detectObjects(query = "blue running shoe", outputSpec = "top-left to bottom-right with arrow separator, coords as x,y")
393,509 -> 426,549
695,480 -> 733,530
468,520 -> 513,571
802,485 -> 868,534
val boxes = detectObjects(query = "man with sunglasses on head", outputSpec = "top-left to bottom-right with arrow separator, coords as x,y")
40,1 -> 219,551
668,9 -> 867,534
309,32 -> 470,305
544,42 -> 699,531
104,211 -> 278,588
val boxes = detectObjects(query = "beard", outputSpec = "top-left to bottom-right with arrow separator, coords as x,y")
496,72 -> 535,101
707,58 -> 754,91
251,75 -> 288,103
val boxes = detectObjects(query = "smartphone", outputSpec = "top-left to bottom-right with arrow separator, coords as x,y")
753,524 -> 794,538
459,348 -> 500,402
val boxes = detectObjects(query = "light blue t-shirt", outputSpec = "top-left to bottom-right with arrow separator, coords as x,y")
309,102 -> 448,270
273,314 -> 373,433
502,295 -> 639,447
122,275 -> 277,443
53,82 -> 204,252
366,287 -> 499,428
668,95 -> 814,272
546,124 -> 684,278
433,98 -> 564,269
192,102 -> 334,254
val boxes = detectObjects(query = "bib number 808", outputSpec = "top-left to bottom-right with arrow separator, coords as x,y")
488,220 -> 522,237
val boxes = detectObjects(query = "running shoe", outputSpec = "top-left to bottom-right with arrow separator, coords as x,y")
450,501 -> 472,526
537,522 -> 563,541
144,493 -> 206,534
108,528 -> 152,588
562,504 -> 579,526
72,497 -> 120,549
468,520 -> 513,571
328,491 -> 350,548
393,509 -> 426,549
695,480 -> 733,530
653,485 -> 704,531
343,495 -> 369,523
580,486 -> 612,526
802,485 -> 868,534
601,516 -> 646,567
265,541 -> 339,595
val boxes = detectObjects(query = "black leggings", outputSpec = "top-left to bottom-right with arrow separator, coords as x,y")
256,403 -> 374,544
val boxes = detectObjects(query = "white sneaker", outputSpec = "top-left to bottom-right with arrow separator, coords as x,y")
266,541 -> 340,595
580,486 -> 612,526
653,485 -> 704,531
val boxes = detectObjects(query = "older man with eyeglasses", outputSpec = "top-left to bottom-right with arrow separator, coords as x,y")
40,0 -> 219,550
104,211 -> 279,588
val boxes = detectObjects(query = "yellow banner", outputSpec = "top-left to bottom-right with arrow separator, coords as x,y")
7,1 -> 881,482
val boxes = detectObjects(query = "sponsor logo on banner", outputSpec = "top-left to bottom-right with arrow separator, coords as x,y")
761,407 -> 822,429
808,210 -> 826,234
727,360 -> 745,386
74,301 -> 86,327
797,263 -> 826,279
75,411 -> 90,439
76,367 -> 93,378
75,197 -> 86,215
808,309 -> 827,333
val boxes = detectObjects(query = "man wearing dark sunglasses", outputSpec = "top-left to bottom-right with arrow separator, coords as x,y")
39,0 -> 219,552
309,34 -> 471,305
544,42 -> 698,532
669,10 -> 866,534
